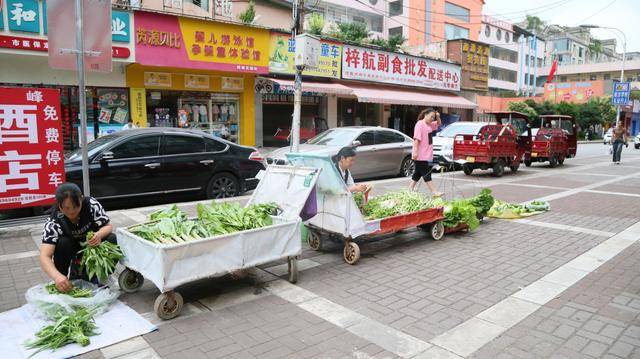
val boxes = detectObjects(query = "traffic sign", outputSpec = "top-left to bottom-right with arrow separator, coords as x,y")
612,82 -> 630,106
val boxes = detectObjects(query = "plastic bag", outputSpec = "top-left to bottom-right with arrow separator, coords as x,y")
25,280 -> 119,320
525,200 -> 550,212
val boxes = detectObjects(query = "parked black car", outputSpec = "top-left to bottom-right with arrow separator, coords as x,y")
64,128 -> 265,204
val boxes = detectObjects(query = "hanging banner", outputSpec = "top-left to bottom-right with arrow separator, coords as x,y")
129,88 -> 147,127
269,32 -> 341,78
341,45 -> 461,91
0,87 -> 65,210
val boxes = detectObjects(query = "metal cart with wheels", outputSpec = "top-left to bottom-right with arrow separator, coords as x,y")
287,153 -> 445,265
115,164 -> 320,320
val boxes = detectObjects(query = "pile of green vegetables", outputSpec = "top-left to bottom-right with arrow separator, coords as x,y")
130,202 -> 279,245
45,283 -> 93,298
25,308 -> 98,355
488,199 -> 550,218
468,188 -> 495,218
360,191 -> 438,220
431,188 -> 495,231
79,231 -> 123,283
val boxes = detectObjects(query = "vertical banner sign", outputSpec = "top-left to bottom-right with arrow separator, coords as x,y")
0,87 -> 65,210
129,88 -> 147,127
47,0 -> 113,72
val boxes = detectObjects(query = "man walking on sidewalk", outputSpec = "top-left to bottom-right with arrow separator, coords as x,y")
612,121 -> 628,164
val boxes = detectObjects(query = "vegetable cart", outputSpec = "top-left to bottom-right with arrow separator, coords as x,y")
287,153 -> 445,265
115,164 -> 320,320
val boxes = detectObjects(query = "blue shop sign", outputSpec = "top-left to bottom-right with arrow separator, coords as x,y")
111,10 -> 130,43
7,0 -> 40,33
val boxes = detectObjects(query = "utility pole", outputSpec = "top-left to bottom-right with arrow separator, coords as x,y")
290,0 -> 305,153
75,0 -> 90,196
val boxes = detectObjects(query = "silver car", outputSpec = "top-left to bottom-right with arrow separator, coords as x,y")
267,126 -> 414,180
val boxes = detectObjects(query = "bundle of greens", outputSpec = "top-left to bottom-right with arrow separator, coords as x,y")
45,283 -> 93,298
352,192 -> 365,210
525,200 -> 550,212
129,202 -> 279,245
79,232 -> 123,283
468,188 -> 495,218
488,200 -> 528,217
441,199 -> 480,231
361,191 -> 437,220
24,308 -> 99,355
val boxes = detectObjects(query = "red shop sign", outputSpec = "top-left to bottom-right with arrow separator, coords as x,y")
0,35 -> 131,59
0,87 -> 66,210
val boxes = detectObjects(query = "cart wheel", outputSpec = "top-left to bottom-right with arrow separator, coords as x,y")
510,159 -> 520,173
428,221 -> 445,240
343,242 -> 361,265
307,229 -> 323,251
154,292 -> 184,320
463,164 -> 473,176
492,160 -> 505,177
287,257 -> 298,284
549,155 -> 558,168
524,159 -> 532,167
118,268 -> 144,293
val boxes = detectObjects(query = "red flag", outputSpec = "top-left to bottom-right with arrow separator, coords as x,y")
547,58 -> 558,83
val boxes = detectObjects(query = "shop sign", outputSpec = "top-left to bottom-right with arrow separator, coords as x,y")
129,88 -> 147,127
185,74 -> 210,89
341,45 -> 461,92
0,87 -> 65,210
144,72 -> 172,87
134,11 -> 270,74
268,32 -> 341,78
0,34 -> 131,58
221,77 -> 244,91
446,39 -> 489,91
544,80 -> 605,103
262,93 -> 321,104
111,11 -> 131,43
7,0 -> 39,33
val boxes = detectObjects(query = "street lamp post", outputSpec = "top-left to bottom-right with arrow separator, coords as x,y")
580,24 -> 627,124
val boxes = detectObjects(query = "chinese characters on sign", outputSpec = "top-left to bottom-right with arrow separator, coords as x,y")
0,34 -> 131,58
268,33 -> 342,78
341,45 -> 461,91
612,82 -> 631,106
457,40 -> 489,90
189,30 -> 260,70
0,87 -> 65,210
8,0 -> 39,33
136,27 -> 182,48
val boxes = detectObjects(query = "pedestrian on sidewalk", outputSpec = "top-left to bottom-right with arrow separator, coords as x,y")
409,108 -> 443,197
39,183 -> 117,293
333,146 -> 371,194
612,121 -> 628,164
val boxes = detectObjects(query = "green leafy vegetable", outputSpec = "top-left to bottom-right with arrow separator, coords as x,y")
24,308 -> 98,355
442,199 -> 480,231
130,202 -> 279,245
468,188 -> 495,218
45,283 -> 93,298
361,191 -> 438,220
79,232 -> 123,282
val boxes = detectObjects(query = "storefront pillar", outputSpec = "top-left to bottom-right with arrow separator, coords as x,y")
327,95 -> 338,128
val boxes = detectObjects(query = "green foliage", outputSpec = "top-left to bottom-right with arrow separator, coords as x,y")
330,22 -> 370,44
442,199 -> 480,231
507,101 -> 538,120
361,191 -> 438,219
79,239 -> 123,283
25,308 -> 98,354
368,34 -> 406,51
45,283 -> 93,298
307,13 -> 325,35
525,15 -> 544,33
631,90 -> 640,101
238,1 -> 256,24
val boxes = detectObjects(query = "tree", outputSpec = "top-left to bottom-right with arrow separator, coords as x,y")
307,13 -> 325,36
525,15 -> 544,33
330,22 -> 370,44
368,34 -> 406,51
507,101 -> 538,121
588,39 -> 603,61
238,1 -> 256,24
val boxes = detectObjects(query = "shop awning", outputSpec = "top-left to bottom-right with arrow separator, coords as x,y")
349,85 -> 477,109
270,79 -> 354,96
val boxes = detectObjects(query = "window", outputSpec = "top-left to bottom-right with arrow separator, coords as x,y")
111,136 -> 161,159
490,47 -> 517,63
389,0 -> 403,17
356,131 -> 375,146
375,131 -> 405,144
445,2 -> 470,22
370,17 -> 383,32
505,32 -> 510,43
389,26 -> 403,38
489,68 -> 517,83
164,135 -> 206,155
485,25 -> 491,37
496,29 -> 502,41
205,137 -> 227,152
554,39 -> 568,52
590,75 -> 597,80
445,23 -> 469,40
187,0 -> 209,9
560,76 -> 567,82
352,15 -> 365,25
369,0 -> 378,4
578,47 -> 583,57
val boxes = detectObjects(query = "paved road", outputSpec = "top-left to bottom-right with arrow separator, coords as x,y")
1,143 -> 639,359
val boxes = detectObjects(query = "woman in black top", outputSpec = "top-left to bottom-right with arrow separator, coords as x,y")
40,183 -> 116,292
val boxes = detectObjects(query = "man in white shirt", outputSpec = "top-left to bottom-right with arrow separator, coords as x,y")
122,120 -> 137,130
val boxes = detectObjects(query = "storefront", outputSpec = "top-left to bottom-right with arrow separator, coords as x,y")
339,45 -> 476,137
255,32 -> 343,146
0,1 -> 135,149
129,11 -> 270,145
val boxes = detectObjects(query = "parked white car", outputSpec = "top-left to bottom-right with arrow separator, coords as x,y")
433,122 -> 490,166
634,133 -> 640,149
